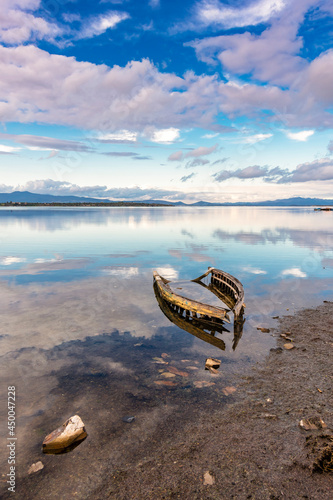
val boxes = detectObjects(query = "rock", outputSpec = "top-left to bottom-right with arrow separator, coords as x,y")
262,413 -> 277,419
167,366 -> 189,377
42,415 -> 87,454
257,327 -> 270,333
194,381 -> 215,388
28,461 -> 44,474
160,372 -> 176,378
154,380 -> 177,387
299,417 -> 327,430
122,416 -> 135,423
270,347 -> 283,353
205,358 -> 221,370
284,343 -> 295,350
222,386 -> 237,396
186,366 -> 199,370
203,471 -> 215,485
161,353 -> 169,358
152,357 -> 168,364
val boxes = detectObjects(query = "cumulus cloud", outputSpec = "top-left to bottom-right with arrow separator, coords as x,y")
213,165 -> 286,182
285,158 -> 333,182
148,128 -> 180,143
196,0 -> 287,28
0,0 -> 62,45
242,265 -> 267,275
286,130 -> 314,141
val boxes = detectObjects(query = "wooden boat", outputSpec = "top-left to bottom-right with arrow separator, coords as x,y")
154,280 -> 245,351
153,266 -> 245,323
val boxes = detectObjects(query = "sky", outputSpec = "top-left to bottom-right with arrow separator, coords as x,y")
0,0 -> 332,202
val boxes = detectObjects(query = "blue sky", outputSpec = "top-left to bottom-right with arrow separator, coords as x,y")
0,0 -> 333,202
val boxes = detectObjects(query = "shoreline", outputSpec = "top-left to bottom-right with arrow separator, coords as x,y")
93,301 -> 333,499
3,302 -> 332,499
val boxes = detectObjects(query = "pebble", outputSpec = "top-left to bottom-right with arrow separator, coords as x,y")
28,461 -> 44,474
160,372 -> 176,378
122,416 -> 135,423
203,471 -> 215,485
284,343 -> 295,350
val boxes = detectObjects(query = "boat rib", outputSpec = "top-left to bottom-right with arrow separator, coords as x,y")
153,267 -> 244,323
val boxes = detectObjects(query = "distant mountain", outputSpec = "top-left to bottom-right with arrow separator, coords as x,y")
0,191 -> 332,206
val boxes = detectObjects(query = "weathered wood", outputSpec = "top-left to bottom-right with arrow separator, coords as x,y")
153,283 -> 227,351
153,270 -> 231,322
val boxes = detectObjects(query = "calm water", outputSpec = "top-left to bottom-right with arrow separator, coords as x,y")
0,206 -> 332,497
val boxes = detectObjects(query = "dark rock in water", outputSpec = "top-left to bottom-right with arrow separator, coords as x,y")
270,347 -> 283,353
122,416 -> 135,423
42,415 -> 87,454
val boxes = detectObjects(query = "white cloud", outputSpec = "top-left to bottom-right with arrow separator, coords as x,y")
0,144 -> 20,153
98,130 -> 138,143
148,128 -> 180,143
1,256 -> 26,266
286,158 -> 333,183
286,130 -> 314,142
242,265 -> 267,275
103,267 -> 139,278
243,133 -> 273,144
77,11 -> 129,40
155,266 -> 179,280
0,0 -> 62,45
197,0 -> 287,28
281,267 -> 307,278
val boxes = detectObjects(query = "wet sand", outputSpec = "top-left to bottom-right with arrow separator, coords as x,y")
2,302 -> 332,499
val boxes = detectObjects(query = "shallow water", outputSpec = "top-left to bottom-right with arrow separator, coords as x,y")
0,206 -> 332,497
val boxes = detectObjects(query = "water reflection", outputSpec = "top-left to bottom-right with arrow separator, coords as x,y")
153,282 -> 244,351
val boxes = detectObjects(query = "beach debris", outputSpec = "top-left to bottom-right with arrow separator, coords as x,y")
167,366 -> 189,377
203,471 -> 215,485
299,417 -> 327,431
284,343 -> 295,350
262,413 -> 277,419
257,327 -> 270,333
194,381 -> 215,388
122,416 -> 135,423
28,461 -> 44,474
205,358 -> 221,370
272,316 -> 279,319
42,415 -> 87,454
160,372 -> 176,378
161,353 -> 169,359
317,388 -> 323,393
222,386 -> 237,396
154,380 -> 177,387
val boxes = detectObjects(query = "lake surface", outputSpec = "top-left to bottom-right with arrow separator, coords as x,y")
0,206 -> 332,498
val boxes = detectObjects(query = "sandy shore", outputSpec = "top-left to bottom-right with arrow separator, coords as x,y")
3,302 -> 332,499
92,301 -> 333,499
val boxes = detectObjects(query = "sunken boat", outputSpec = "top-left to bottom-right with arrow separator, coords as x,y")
153,267 -> 245,322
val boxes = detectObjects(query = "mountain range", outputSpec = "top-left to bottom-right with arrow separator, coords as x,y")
0,191 -> 332,206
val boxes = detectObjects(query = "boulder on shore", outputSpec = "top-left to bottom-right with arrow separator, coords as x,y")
42,415 -> 87,454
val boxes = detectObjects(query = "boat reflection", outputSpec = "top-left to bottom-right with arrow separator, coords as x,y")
153,282 -> 244,351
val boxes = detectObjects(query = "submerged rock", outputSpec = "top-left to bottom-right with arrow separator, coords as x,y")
42,415 -> 87,454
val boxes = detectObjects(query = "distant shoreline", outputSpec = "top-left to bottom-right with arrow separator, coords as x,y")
0,202 -> 332,208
